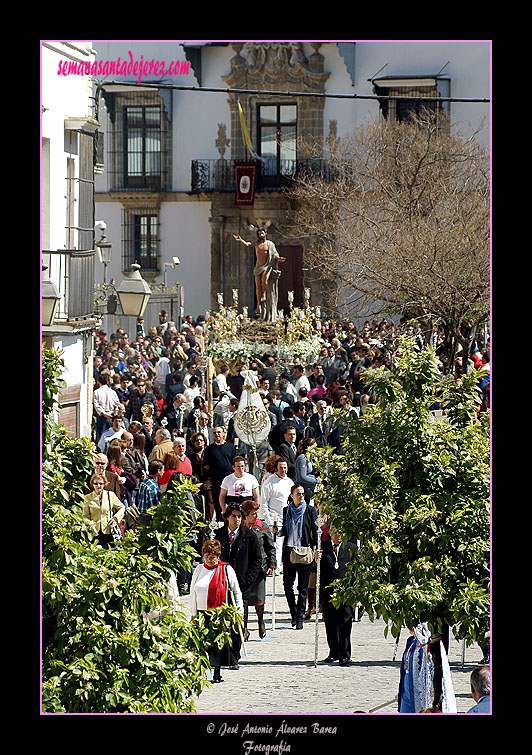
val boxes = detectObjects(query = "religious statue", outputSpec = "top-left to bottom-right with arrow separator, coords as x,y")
233,227 -> 286,321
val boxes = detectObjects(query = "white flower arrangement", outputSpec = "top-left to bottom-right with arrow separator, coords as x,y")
207,336 -> 321,372
207,339 -> 253,364
278,337 -> 321,362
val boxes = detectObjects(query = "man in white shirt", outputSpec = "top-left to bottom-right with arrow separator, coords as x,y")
97,414 -> 125,453
213,365 -> 236,399
93,374 -> 120,439
183,375 -> 201,411
259,458 -> 293,571
212,386 -> 231,428
183,361 -> 201,389
220,456 -> 260,513
293,364 -> 311,396
155,348 -> 171,393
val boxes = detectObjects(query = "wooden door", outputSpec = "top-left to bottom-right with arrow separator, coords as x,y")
276,244 -> 303,316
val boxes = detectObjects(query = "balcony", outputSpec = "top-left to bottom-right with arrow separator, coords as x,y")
42,248 -> 97,325
190,158 -> 334,194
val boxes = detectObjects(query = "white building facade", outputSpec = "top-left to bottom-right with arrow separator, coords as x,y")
92,40 -> 490,325
41,41 -> 101,437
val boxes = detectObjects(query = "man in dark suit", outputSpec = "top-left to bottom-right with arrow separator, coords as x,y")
277,426 -> 298,479
164,370 -> 186,405
316,529 -> 358,665
308,400 -> 330,448
269,407 -> 302,453
160,393 -> 188,435
186,411 -> 214,446
265,392 -> 282,424
204,425 -> 237,520
218,501 -> 263,661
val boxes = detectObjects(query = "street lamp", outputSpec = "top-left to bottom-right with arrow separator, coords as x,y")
116,263 -> 152,317
96,233 -> 112,285
42,264 -> 60,327
163,255 -> 181,287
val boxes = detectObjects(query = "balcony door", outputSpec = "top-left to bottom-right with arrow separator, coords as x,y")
124,105 -> 162,189
258,104 -> 297,187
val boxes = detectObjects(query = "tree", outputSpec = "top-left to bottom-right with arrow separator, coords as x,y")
309,337 -> 490,648
41,346 -> 239,712
288,111 -> 490,371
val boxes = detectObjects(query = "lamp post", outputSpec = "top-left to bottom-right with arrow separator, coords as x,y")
42,264 -> 60,327
96,233 -> 113,285
116,263 -> 152,317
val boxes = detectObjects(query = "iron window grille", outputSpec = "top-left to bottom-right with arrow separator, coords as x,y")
121,208 -> 160,273
105,91 -> 171,192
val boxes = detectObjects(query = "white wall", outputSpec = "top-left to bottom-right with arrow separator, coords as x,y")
41,42 -> 96,438
161,201 -> 212,317
42,42 -> 97,252
92,41 -> 218,316
352,41 -> 491,145
92,200 -> 122,285
53,335 -> 92,438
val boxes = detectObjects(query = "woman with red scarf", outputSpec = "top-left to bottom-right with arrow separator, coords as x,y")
190,539 -> 243,683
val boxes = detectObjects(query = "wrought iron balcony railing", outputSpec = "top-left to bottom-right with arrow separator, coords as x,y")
190,158 -> 334,193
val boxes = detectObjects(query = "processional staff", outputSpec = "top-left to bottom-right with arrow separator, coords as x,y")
272,512 -> 277,631
229,589 -> 248,657
233,370 -> 273,633
314,513 -> 325,667
206,511 -> 224,541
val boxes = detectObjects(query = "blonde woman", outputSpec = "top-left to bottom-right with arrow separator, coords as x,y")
83,473 -> 125,547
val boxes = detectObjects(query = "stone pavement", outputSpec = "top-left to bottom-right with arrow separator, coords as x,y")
180,574 -> 480,715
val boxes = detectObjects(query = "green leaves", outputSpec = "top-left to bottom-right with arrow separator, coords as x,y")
312,337 -> 490,644
41,346 -> 223,712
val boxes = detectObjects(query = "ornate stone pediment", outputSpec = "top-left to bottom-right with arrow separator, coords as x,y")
223,42 -> 329,91
223,43 -> 330,161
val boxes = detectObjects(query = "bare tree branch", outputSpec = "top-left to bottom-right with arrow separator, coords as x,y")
288,111 -> 490,364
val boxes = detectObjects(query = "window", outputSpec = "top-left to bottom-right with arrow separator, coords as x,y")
258,104 -> 297,179
124,105 -> 162,189
372,77 -> 449,125
103,89 -> 171,192
122,209 -> 160,273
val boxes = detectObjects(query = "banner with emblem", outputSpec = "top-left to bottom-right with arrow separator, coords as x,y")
235,160 -> 257,206
234,369 -> 271,447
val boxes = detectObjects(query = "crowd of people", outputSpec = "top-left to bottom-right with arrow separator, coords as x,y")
85,309 -> 490,708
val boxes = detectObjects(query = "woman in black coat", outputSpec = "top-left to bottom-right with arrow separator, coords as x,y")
242,500 -> 277,640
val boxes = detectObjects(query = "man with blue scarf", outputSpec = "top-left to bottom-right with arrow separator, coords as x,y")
275,484 -> 318,629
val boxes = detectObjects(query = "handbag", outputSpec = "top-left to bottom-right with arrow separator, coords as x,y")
110,520 -> 124,544
124,503 -> 141,531
290,545 -> 313,565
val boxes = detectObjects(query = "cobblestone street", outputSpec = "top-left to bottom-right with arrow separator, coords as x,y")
181,575 -> 478,715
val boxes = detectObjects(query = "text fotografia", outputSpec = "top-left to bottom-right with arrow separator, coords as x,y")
57,52 -> 191,84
